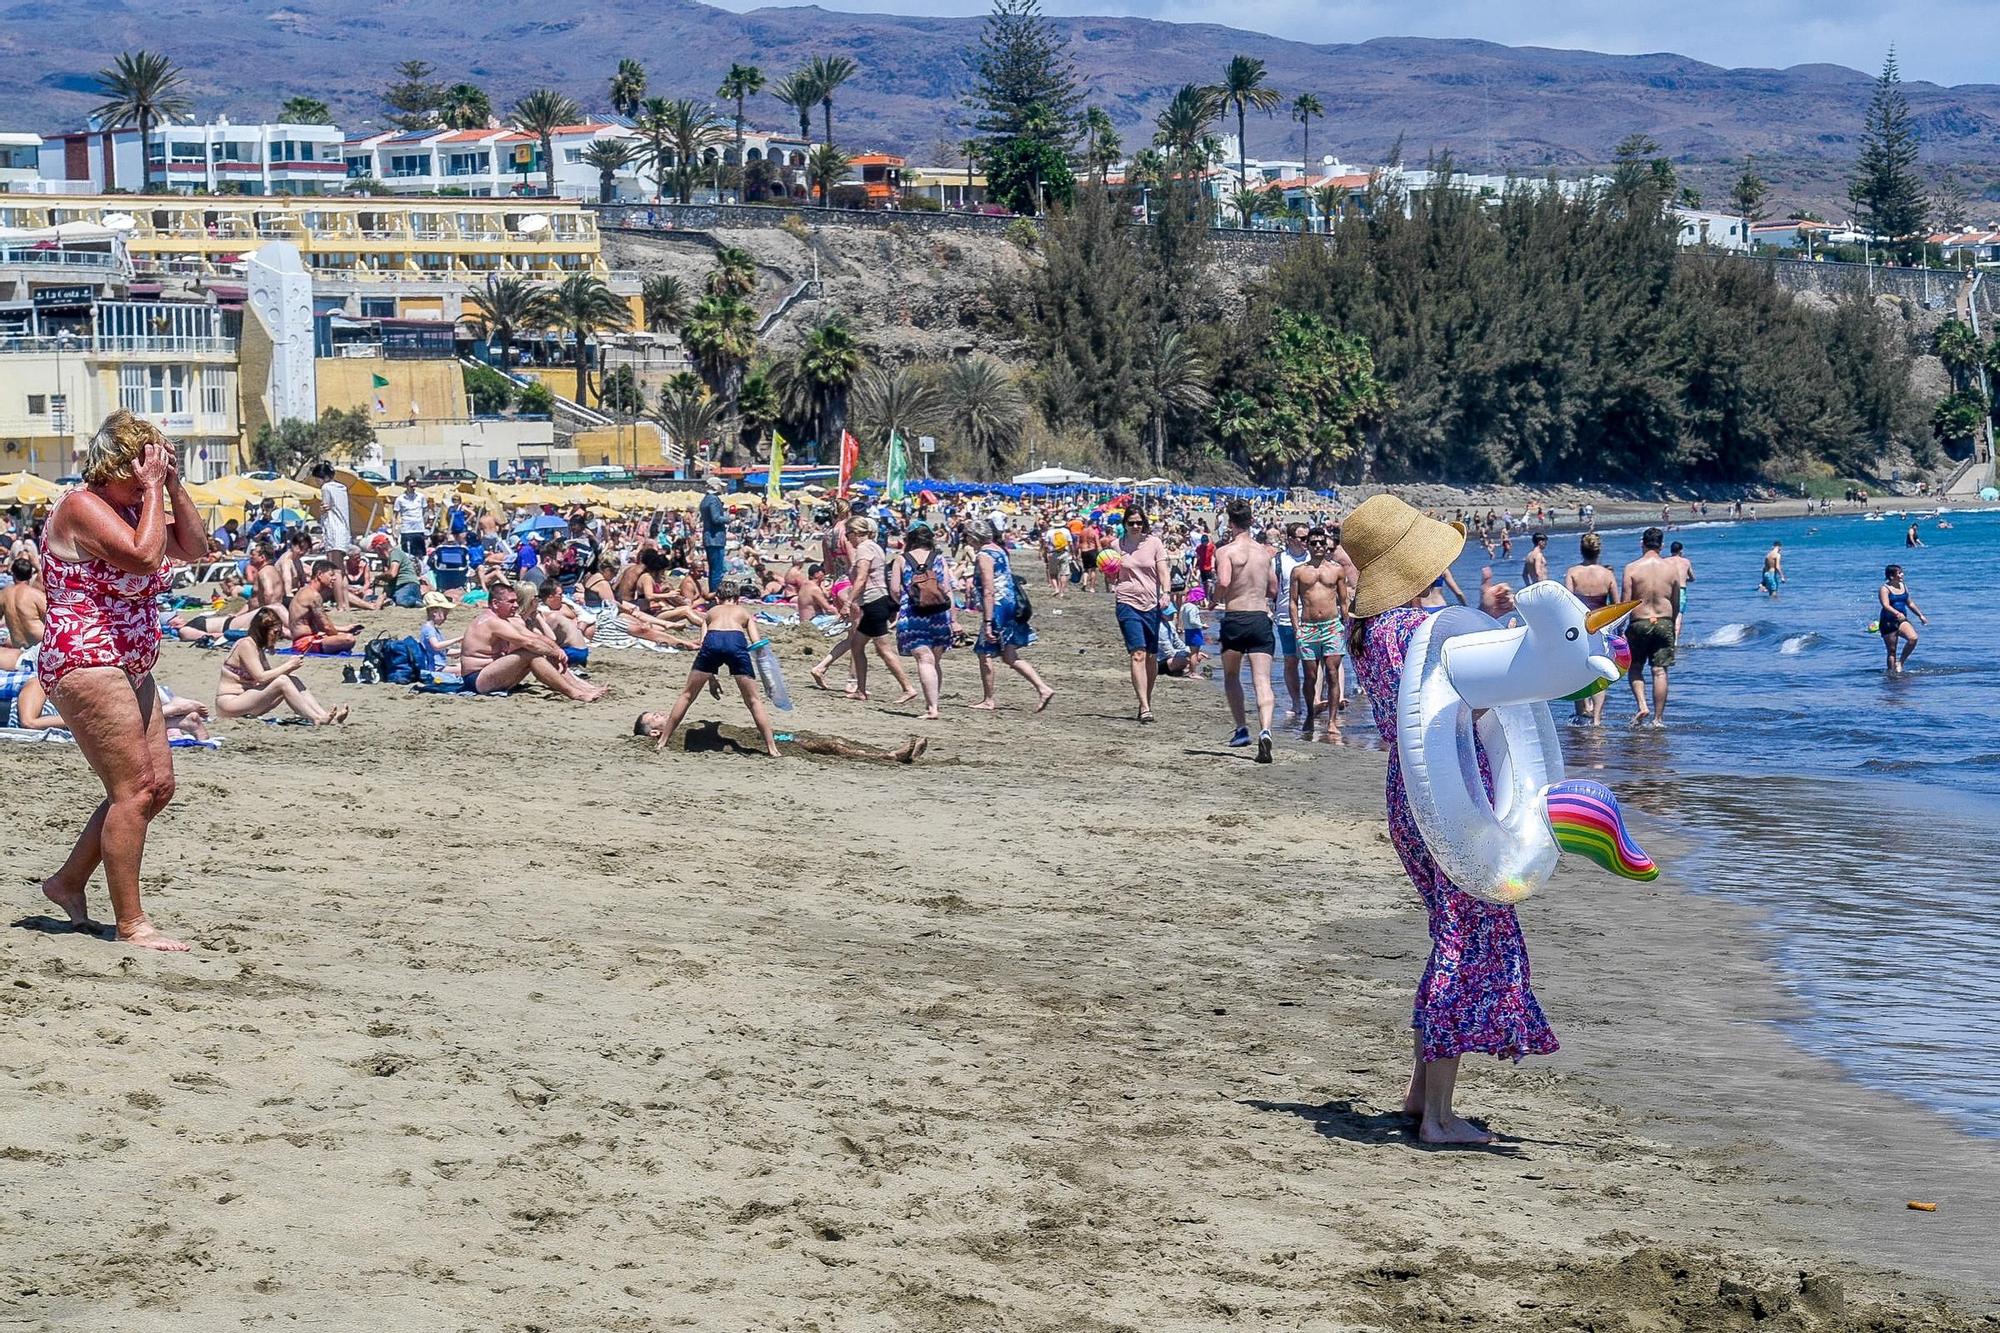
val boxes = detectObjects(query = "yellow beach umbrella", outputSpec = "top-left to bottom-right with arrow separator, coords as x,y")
0,472 -> 63,505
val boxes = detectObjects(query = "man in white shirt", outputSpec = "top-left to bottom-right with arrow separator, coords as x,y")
393,476 -> 430,562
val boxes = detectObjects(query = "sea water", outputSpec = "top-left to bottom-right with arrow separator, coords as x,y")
1399,505 -> 2000,1136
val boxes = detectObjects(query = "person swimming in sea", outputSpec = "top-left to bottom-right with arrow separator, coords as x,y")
1877,563 -> 1929,674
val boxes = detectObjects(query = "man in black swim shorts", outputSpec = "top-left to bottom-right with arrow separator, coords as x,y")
1213,498 -> 1279,762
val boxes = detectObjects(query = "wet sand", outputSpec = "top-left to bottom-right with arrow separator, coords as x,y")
2,597 -> 1997,1331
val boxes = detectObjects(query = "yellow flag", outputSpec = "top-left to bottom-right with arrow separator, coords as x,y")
767,429 -> 786,506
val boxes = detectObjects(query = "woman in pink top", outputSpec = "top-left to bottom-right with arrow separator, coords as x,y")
1109,509 -> 1172,723
37,411 -> 209,951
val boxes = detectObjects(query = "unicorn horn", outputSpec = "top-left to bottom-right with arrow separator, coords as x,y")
1586,599 -> 1640,633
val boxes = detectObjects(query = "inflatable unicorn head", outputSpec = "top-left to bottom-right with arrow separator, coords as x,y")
1440,582 -> 1639,710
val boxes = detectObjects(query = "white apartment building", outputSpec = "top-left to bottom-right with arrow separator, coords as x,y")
37,119 -> 348,196
0,133 -> 40,191
1672,207 -> 1752,252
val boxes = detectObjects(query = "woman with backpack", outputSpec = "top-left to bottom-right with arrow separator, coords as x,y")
968,518 -> 1055,714
890,524 -> 957,721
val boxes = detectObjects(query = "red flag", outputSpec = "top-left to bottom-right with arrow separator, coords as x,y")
838,429 -> 860,498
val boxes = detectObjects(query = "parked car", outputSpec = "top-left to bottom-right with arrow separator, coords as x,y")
415,467 -> 480,484
354,468 -> 392,487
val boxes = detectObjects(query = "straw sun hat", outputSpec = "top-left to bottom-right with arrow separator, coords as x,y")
1343,495 -> 1466,619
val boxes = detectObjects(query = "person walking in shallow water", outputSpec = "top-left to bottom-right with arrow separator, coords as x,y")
1343,495 -> 1558,1146
1877,563 -> 1928,674
1760,541 -> 1785,597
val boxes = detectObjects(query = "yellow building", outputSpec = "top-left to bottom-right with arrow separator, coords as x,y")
0,300 -> 239,480
0,195 -> 611,323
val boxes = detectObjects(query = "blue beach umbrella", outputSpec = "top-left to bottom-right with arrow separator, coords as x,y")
513,513 -> 566,535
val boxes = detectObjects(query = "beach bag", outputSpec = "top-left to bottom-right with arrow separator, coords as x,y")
1011,575 -> 1033,625
376,636 -> 426,685
361,633 -> 395,682
906,555 -> 950,615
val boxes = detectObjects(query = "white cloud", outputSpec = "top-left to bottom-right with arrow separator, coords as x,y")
711,0 -> 1998,86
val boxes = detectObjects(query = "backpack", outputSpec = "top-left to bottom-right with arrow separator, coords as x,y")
382,636 -> 426,685
1011,574 -> 1033,626
360,633 -> 394,682
905,554 -> 950,615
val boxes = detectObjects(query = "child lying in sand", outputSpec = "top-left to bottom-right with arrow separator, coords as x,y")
636,716 -> 929,764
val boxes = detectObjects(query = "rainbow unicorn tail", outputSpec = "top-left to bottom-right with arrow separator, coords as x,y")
1544,779 -> 1660,882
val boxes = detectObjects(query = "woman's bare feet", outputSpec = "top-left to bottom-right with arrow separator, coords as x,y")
41,877 -> 95,930
809,666 -> 830,690
966,699 -> 997,710
1419,1114 -> 1495,1145
117,916 -> 191,953
895,689 -> 921,705
332,705 -> 350,725
921,707 -> 940,721
1035,688 -> 1056,713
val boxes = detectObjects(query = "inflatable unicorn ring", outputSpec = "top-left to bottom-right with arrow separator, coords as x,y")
1396,581 -> 1662,905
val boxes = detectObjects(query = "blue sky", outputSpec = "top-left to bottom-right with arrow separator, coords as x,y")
723,0 -> 1995,86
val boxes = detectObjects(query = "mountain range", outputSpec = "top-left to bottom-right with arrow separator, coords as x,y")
9,0 -> 2000,217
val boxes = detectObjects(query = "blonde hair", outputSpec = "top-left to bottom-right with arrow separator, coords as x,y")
81,410 -> 167,486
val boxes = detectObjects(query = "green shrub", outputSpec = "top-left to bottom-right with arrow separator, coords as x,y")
463,362 -> 514,415
1006,217 -> 1040,251
517,380 -> 556,416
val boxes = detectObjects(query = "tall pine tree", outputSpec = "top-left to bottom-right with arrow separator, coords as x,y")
963,0 -> 1082,214
1847,50 -> 1927,246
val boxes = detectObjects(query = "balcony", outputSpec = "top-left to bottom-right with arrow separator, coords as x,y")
0,333 -> 237,356
0,247 -> 126,271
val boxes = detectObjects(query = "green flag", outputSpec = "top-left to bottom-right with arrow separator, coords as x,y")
370,373 -> 391,389
767,429 -> 786,507
885,431 -> 908,503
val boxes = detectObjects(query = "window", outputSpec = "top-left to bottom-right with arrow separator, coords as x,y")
447,151 -> 490,176
564,149 -> 583,164
26,394 -> 45,416
360,298 -> 396,319
202,367 -> 227,416
389,154 -> 431,178
119,366 -> 146,413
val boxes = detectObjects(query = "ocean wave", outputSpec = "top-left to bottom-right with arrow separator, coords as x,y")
1777,632 -> 1821,655
1700,622 -> 1764,647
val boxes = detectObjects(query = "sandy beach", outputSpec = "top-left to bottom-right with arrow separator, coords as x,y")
4,595 -> 1998,1332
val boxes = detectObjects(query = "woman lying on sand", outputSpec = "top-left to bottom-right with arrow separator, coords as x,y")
637,714 -> 929,764
215,608 -> 349,726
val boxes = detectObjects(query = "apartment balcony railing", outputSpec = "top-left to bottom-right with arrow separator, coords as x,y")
0,247 -> 125,270
0,334 -> 237,356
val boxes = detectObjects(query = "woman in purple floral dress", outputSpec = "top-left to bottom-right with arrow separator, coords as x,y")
1343,496 -> 1557,1145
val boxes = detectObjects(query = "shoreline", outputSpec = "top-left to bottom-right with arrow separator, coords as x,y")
1,597 -> 1996,1327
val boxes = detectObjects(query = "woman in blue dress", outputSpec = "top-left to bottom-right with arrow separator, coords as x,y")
968,518 -> 1056,713
1877,563 -> 1929,673
891,524 -> 957,720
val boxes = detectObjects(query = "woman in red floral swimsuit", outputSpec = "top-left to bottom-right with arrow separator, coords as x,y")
36,411 -> 209,951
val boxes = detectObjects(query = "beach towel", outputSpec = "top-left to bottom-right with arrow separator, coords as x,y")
809,614 -> 849,638
0,726 -> 221,749
589,606 -> 677,654
411,678 -> 506,696
274,647 -> 361,658
755,609 -> 800,626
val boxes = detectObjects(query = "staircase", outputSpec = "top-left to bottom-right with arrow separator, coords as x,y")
1950,272 -> 1996,496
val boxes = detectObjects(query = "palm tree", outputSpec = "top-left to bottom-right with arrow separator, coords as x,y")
807,144 -> 851,208
465,275 -> 555,369
1140,329 -> 1211,470
1153,84 -> 1219,168
808,54 -> 858,151
1292,93 -> 1324,175
681,291 -> 757,442
717,63 -> 765,196
580,139 -> 638,205
511,89 -> 582,197
438,83 -> 493,130
1311,181 -> 1345,233
773,70 -> 820,146
93,51 -> 192,192
941,357 -> 1025,474
652,373 -> 726,465
658,99 -> 726,204
1206,55 -> 1281,203
737,366 -> 781,461
641,274 -> 689,335
550,273 -> 633,405
634,98 -> 672,202
707,247 -> 757,299
280,96 -> 332,125
1083,107 -> 1121,184
799,314 -> 865,444
852,364 -> 939,452
610,59 -> 647,121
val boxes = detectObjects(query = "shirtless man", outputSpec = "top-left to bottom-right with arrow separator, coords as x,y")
1668,540 -> 1695,643
1,556 -> 46,651
277,530 -> 314,598
1760,540 -> 1785,597
1214,497 -> 1278,763
1288,526 -> 1350,744
459,582 -> 607,701
1521,531 -> 1549,585
286,560 -> 363,655
795,564 -> 839,620
1621,527 -> 1684,728
527,581 -> 594,663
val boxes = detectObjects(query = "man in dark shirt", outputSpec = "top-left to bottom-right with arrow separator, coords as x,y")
699,477 -> 729,595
